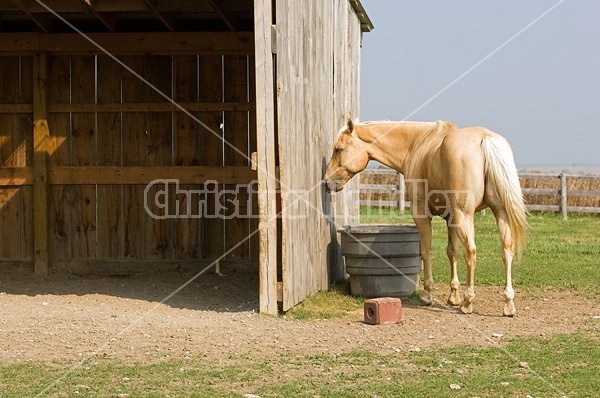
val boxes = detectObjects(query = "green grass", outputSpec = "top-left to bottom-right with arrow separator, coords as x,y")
361,208 -> 600,298
255,331 -> 600,398
286,287 -> 364,320
2,330 -> 598,397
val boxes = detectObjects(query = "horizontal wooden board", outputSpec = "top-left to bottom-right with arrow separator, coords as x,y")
0,167 -> 32,185
0,32 -> 254,54
0,104 -> 32,113
1,166 -> 257,186
48,166 -> 257,185
0,102 -> 255,113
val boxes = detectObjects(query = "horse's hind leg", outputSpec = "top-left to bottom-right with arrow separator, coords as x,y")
452,211 -> 477,314
492,207 -> 516,316
446,226 -> 461,306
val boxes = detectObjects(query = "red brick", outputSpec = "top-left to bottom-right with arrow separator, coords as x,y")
364,297 -> 402,325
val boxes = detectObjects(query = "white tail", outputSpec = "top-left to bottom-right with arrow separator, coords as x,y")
481,136 -> 528,258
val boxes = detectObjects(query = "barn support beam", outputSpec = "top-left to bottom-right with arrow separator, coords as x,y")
32,51 -> 50,276
254,0 -> 278,315
0,32 -> 254,55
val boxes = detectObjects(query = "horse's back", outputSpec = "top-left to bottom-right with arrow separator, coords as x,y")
432,125 -> 490,179
435,126 -> 498,210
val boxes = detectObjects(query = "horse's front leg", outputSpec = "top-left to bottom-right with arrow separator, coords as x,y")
414,215 -> 434,305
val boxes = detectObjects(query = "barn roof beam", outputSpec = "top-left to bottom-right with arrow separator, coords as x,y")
0,32 -> 254,54
206,0 -> 236,31
77,0 -> 118,32
11,0 -> 55,32
140,0 -> 177,32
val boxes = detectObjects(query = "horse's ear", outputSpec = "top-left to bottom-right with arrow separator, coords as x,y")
346,118 -> 355,134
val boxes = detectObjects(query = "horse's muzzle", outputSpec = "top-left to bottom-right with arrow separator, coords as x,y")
323,180 -> 339,193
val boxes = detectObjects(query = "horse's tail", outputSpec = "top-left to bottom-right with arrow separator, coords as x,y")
481,135 -> 528,259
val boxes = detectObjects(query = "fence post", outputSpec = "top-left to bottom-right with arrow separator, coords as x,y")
397,173 -> 405,212
560,173 -> 568,220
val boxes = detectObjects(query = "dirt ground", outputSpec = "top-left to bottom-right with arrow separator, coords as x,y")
0,265 -> 598,365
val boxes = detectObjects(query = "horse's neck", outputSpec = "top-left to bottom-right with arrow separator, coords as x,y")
357,122 -> 440,173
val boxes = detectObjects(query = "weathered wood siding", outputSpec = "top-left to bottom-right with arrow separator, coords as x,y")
276,0 -> 362,311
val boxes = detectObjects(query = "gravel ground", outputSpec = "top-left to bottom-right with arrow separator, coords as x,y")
0,266 -> 598,365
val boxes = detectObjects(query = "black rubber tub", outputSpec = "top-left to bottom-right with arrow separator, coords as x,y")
339,224 -> 422,298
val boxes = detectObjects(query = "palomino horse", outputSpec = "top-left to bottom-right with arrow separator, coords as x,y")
324,119 -> 527,316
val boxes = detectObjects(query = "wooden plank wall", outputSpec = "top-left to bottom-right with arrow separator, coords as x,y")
276,0 -> 362,311
0,51 -> 257,267
0,56 -> 33,262
331,0 -> 362,274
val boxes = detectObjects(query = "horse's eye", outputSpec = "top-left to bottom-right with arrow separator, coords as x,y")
335,147 -> 343,154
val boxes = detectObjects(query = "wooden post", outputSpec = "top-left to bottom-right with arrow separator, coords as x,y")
560,173 -> 568,220
33,51 -> 50,276
397,172 -> 405,212
254,0 -> 279,314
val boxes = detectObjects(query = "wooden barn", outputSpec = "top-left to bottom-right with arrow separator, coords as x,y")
0,0 -> 372,314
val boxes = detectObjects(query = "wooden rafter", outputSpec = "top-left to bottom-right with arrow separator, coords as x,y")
76,0 -> 118,32
140,0 -> 176,32
11,0 -> 54,32
206,0 -> 236,31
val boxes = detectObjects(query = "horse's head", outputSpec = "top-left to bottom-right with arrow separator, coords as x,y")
324,118 -> 370,192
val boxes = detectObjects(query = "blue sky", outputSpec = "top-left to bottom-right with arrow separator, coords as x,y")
359,0 -> 600,167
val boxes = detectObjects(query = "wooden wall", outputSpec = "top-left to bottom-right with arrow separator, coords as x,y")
275,0 -> 362,311
0,34 -> 257,270
0,56 -> 33,262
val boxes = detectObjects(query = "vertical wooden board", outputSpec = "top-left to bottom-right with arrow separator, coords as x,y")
0,56 -> 22,259
275,0 -> 291,308
70,55 -> 97,259
198,54 -> 224,260
277,0 -> 346,310
224,55 -> 250,260
173,55 -> 201,259
248,55 -> 259,262
48,54 -> 72,261
96,55 -> 123,260
121,55 -> 146,259
144,55 -> 173,260
19,55 -> 34,260
255,0 -> 279,314
333,1 -> 361,232
33,51 -> 51,275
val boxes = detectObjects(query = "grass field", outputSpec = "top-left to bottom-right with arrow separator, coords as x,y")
3,330 -> 598,397
0,211 -> 598,397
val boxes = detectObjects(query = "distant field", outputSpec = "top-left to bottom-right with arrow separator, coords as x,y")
518,166 -> 600,176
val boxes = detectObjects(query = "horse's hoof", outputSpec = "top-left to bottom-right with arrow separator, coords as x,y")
503,302 -> 516,317
447,293 -> 461,307
420,291 -> 433,306
459,301 -> 473,314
